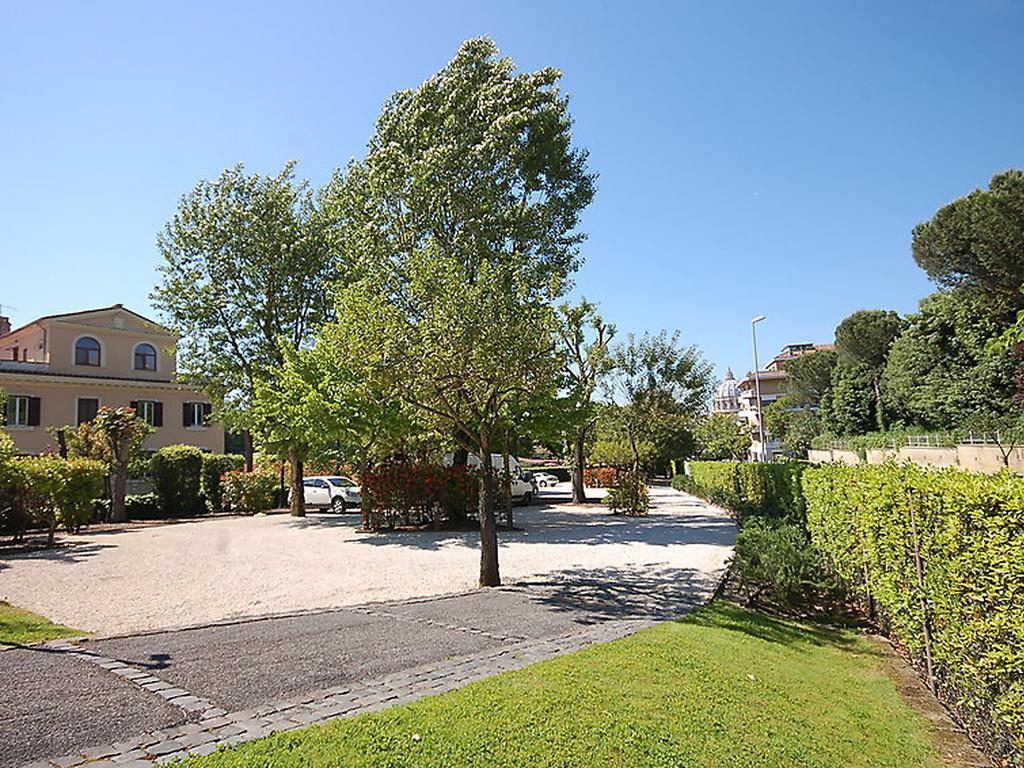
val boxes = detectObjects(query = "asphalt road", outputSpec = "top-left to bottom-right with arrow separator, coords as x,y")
0,645 -> 184,765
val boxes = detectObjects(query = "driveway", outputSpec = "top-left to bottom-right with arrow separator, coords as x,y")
0,485 -> 735,636
0,487 -> 735,766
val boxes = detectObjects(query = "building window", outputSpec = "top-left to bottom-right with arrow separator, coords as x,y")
77,398 -> 99,425
6,395 -> 39,427
183,401 -> 211,428
75,336 -> 102,366
134,343 -> 157,371
131,399 -> 162,427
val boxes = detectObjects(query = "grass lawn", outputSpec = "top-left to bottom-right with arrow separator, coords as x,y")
0,600 -> 82,645
184,602 -> 942,768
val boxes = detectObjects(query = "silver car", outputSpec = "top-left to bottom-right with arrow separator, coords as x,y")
294,475 -> 362,513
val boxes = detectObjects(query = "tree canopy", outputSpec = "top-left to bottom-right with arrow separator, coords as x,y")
320,37 -> 595,586
153,162 -> 339,432
912,169 -> 1024,319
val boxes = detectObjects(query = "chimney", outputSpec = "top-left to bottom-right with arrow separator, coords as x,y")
0,316 -> 10,337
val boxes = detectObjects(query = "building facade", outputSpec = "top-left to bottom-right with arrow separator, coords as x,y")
0,305 -> 222,455
732,343 -> 833,461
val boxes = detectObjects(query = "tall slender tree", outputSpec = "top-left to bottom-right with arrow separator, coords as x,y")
323,37 -> 595,586
558,300 -> 615,503
153,163 -> 339,480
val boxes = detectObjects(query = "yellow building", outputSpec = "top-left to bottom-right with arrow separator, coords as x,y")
0,304 -> 222,455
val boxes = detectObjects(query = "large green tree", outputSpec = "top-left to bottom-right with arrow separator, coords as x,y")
152,162 -> 339,472
763,396 -> 821,456
604,331 -> 713,473
833,310 -> 904,430
323,38 -> 595,587
780,348 -> 837,407
912,170 -> 1024,319
881,290 -> 1017,430
250,345 -> 361,516
558,299 -> 615,503
694,413 -> 749,461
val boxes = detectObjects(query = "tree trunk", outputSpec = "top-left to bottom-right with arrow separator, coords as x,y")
242,430 -> 254,472
289,451 -> 305,517
572,428 -> 588,503
109,461 -> 128,523
56,428 -> 68,459
477,440 -> 500,587
873,375 -> 885,431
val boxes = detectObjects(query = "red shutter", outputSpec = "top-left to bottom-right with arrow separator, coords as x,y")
27,396 -> 41,426
154,402 -> 163,427
183,402 -> 192,427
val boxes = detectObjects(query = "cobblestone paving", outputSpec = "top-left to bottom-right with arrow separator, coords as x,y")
28,616 -> 657,767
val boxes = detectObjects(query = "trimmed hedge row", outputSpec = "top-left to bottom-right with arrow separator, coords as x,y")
803,464 -> 1024,762
149,446 -> 245,517
675,461 -> 805,521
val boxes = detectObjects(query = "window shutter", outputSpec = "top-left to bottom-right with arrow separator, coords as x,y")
183,403 -> 192,427
28,396 -> 41,426
130,400 -> 139,413
154,402 -> 163,427
202,403 -> 212,424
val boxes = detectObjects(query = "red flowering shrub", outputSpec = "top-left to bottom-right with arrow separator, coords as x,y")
361,462 -> 478,530
583,466 -> 618,488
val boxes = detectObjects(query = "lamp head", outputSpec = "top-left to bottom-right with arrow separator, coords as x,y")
752,315 -> 766,324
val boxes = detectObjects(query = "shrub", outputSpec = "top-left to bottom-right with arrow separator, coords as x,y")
582,466 -> 618,488
589,440 -> 656,470
201,453 -> 245,513
731,518 -> 840,610
603,471 -> 649,516
12,456 -> 105,544
804,463 -> 1024,762
222,469 -> 277,515
670,473 -> 699,494
685,461 -> 805,521
125,493 -> 161,519
150,445 -> 204,517
362,462 -> 477,530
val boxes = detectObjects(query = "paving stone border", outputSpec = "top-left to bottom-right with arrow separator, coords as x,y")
29,617 -> 655,767
37,641 -> 227,723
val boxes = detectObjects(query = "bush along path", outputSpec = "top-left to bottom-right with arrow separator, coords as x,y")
677,459 -> 1024,767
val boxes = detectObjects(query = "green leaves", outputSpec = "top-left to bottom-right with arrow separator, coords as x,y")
804,464 -> 1024,760
153,162 -> 340,428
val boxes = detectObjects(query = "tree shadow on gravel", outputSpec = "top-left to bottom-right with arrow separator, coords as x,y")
508,564 -> 724,625
345,504 -> 736,552
0,541 -> 115,568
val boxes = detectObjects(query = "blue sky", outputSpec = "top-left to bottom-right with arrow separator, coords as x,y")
2,2 -> 1022,380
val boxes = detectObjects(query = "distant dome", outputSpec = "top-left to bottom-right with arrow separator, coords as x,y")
713,368 -> 740,413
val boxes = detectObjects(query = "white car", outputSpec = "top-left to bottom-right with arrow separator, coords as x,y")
292,475 -> 362,513
443,453 -> 536,505
534,472 -> 560,487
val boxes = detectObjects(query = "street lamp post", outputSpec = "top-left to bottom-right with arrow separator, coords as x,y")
751,315 -> 767,462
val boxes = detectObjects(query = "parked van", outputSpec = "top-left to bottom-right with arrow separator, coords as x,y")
442,453 -> 535,505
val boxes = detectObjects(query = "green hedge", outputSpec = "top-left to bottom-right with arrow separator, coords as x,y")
201,453 -> 245,513
8,456 -> 106,543
150,445 -> 204,517
803,464 -> 1024,762
678,461 -> 805,521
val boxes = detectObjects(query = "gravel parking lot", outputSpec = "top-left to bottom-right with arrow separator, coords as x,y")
0,485 -> 735,636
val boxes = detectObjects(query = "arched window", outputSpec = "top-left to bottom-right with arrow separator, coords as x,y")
74,337 -> 101,366
134,343 -> 157,371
